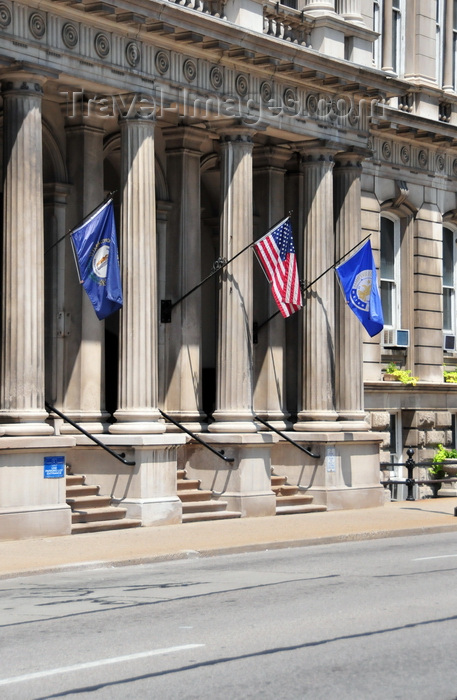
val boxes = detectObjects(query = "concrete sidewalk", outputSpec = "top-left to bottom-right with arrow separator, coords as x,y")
1,498 -> 457,580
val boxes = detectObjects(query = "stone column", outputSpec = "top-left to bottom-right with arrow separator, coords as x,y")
0,77 -> 51,435
63,113 -> 107,432
443,0 -> 454,92
209,128 -> 257,433
336,0 -> 363,23
295,145 -> 339,431
382,0 -> 394,73
303,0 -> 335,11
43,183 -> 71,410
111,115 -> 164,434
253,146 -> 291,430
162,126 -> 207,431
333,151 -> 369,430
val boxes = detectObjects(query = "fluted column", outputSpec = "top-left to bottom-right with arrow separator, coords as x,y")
111,116 -> 164,434
162,126 -> 207,431
333,152 -> 368,430
0,77 -> 51,435
336,0 -> 363,23
62,113 -> 107,432
295,146 -> 339,431
253,146 -> 290,430
44,183 -> 71,409
303,0 -> 335,11
382,0 -> 394,73
443,0 -> 454,91
209,128 -> 257,433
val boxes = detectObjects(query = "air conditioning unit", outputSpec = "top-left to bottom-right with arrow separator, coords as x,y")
383,328 -> 410,348
443,334 -> 456,352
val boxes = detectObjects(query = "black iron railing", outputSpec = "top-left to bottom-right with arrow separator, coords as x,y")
45,402 -> 135,466
380,448 -> 457,500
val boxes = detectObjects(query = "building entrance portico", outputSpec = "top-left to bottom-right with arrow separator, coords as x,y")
0,0 -> 397,539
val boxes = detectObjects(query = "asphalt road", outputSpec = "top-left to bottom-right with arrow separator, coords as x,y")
1,532 -> 457,699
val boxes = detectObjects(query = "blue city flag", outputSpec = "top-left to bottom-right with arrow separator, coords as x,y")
70,199 -> 123,320
335,240 -> 384,337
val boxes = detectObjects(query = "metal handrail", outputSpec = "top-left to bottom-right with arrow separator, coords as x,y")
45,402 -> 136,466
254,416 -> 320,458
158,409 -> 235,463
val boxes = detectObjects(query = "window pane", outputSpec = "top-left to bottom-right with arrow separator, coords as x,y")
381,280 -> 393,326
443,228 -> 454,286
443,288 -> 453,331
381,218 -> 395,279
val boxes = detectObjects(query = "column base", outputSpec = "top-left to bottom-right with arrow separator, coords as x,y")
0,423 -> 53,437
254,412 -> 291,432
209,411 -> 258,434
337,411 -> 369,432
51,410 -> 110,435
110,422 -> 166,435
0,504 -> 71,540
162,411 -> 207,433
114,497 -> 182,526
208,421 -> 258,434
294,411 -> 340,432
111,409 -> 166,434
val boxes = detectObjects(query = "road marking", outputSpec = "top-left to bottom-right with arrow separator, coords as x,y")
413,554 -> 457,561
0,644 -> 205,687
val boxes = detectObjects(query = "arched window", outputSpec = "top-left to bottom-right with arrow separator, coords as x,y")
380,215 -> 401,329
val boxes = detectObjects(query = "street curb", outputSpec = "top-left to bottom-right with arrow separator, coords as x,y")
2,522 -> 457,580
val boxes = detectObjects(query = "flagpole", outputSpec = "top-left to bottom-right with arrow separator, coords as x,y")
164,213 -> 293,317
255,233 -> 371,332
43,192 -> 116,256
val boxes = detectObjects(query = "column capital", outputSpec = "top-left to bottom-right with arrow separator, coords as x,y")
1,77 -> 45,97
334,147 -> 370,168
162,124 -> 209,153
214,120 -> 256,144
253,144 -> 291,171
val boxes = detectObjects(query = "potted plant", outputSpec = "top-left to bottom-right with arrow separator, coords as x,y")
383,361 -> 419,386
430,444 -> 457,478
444,367 -> 457,383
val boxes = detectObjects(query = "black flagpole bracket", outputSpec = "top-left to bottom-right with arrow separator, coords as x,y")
161,299 -> 172,324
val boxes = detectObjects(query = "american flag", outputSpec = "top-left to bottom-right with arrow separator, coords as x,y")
253,217 -> 303,318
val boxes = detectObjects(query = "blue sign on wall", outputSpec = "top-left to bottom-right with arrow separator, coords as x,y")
44,456 -> 65,479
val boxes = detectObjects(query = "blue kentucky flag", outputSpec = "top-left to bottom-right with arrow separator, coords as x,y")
70,199 -> 123,320
335,240 -> 384,337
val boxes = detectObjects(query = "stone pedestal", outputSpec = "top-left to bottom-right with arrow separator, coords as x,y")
271,432 -> 385,510
0,77 -> 52,436
184,433 -> 277,517
295,145 -> 339,431
67,434 -> 187,525
209,128 -> 257,433
111,116 -> 165,434
0,437 -> 75,540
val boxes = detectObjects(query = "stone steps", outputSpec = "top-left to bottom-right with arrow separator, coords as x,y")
276,504 -> 328,515
177,470 -> 241,522
66,470 -> 141,534
71,519 -> 142,534
272,470 -> 327,516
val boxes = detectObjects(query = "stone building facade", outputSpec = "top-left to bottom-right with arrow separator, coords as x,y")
0,0 -> 456,538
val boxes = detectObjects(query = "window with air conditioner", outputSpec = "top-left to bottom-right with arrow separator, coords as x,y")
381,215 -> 400,329
443,226 -> 456,352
